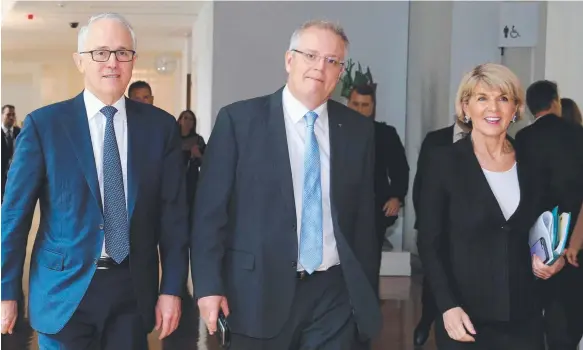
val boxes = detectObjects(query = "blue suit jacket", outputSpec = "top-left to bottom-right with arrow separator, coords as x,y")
1,92 -> 189,334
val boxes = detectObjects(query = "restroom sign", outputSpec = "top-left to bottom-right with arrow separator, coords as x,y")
499,2 -> 539,47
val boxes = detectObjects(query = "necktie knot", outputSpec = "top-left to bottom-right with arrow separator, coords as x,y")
304,111 -> 318,127
100,106 -> 118,121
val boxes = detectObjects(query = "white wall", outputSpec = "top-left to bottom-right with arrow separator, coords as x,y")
403,1 -> 453,254
210,1 -> 410,138
192,1 -> 214,141
545,1 -> 583,108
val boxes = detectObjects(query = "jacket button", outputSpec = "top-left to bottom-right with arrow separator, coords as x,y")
99,224 -> 104,230
292,261 -> 297,268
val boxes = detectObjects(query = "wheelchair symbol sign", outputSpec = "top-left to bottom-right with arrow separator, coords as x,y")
503,25 -> 521,39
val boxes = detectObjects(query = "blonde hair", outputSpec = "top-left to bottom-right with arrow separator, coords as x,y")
455,63 -> 525,122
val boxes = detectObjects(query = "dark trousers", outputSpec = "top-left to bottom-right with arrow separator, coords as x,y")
419,276 -> 438,324
229,266 -> 360,350
542,264 -> 583,350
37,264 -> 148,350
435,316 -> 544,350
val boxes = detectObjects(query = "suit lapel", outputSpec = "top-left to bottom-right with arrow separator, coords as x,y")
125,98 -> 143,221
457,136 -> 508,223
267,90 -> 296,221
327,102 -> 350,238
65,93 -> 102,212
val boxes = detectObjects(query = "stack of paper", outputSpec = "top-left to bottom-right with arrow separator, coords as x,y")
528,207 -> 571,265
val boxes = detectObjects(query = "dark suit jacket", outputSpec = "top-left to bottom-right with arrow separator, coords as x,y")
515,114 -> 583,237
191,88 -> 382,340
373,121 -> 409,209
412,125 -> 454,229
1,93 -> 189,334
1,126 -> 21,177
417,135 -> 542,322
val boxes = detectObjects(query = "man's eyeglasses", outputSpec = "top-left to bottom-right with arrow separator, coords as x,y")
79,49 -> 136,62
291,49 -> 344,68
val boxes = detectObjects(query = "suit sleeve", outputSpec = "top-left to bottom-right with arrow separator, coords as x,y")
412,136 -> 431,229
158,120 -> 190,296
385,126 -> 409,201
417,151 -> 458,314
191,107 -> 237,299
1,116 -> 44,300
354,120 -> 379,289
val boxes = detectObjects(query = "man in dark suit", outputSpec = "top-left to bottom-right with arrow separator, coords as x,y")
411,119 -> 470,346
192,20 -> 382,350
128,80 -> 154,105
1,13 -> 189,349
347,84 -> 409,253
1,105 -> 20,202
515,80 -> 583,350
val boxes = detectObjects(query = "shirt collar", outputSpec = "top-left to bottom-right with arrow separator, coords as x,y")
83,89 -> 126,121
282,85 -> 328,124
453,121 -> 465,135
2,125 -> 12,134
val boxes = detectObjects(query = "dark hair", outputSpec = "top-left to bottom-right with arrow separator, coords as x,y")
526,80 -> 559,116
2,105 -> 15,114
348,84 -> 376,118
177,110 -> 197,135
128,80 -> 152,97
560,98 -> 582,125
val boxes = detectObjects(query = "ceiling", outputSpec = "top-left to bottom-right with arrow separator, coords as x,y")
1,1 -> 205,52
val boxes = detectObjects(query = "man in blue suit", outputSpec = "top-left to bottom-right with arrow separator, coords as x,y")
1,13 -> 189,349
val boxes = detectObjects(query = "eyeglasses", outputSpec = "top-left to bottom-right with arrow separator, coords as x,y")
79,49 -> 136,62
291,49 -> 344,68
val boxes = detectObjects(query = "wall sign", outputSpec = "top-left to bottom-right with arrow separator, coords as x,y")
499,2 -> 540,48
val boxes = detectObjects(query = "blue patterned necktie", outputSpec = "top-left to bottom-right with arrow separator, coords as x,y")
299,111 -> 323,274
101,106 -> 129,263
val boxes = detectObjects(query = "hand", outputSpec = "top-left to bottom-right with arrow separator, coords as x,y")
442,307 -> 476,342
532,253 -> 566,279
1,300 -> 18,335
155,294 -> 182,340
382,198 -> 401,217
198,295 -> 229,335
565,247 -> 580,267
190,145 -> 202,158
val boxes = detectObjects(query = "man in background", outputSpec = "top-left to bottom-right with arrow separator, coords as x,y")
347,84 -> 409,254
128,80 -> 154,105
1,105 -> 20,202
515,80 -> 583,350
411,118 -> 471,346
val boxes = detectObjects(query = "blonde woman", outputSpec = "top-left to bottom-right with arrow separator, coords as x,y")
418,63 -> 564,349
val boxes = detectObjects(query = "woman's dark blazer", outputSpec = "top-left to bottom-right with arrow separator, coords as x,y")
417,135 -> 542,323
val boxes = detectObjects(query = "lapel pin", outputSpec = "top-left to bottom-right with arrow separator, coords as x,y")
338,123 -> 342,127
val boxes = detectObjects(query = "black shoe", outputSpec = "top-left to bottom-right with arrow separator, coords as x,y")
413,320 -> 432,346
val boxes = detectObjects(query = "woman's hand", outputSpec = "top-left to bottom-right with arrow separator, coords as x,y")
532,254 -> 565,279
442,307 -> 476,342
565,247 -> 580,267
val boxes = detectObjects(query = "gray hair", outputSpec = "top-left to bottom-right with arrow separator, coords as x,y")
288,20 -> 349,54
77,13 -> 137,53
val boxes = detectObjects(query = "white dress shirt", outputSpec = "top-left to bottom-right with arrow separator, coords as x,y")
482,163 -> 520,220
83,90 -> 128,258
282,85 -> 340,272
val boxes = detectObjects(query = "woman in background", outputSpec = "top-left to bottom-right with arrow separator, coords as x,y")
560,98 -> 582,125
418,63 -> 565,349
177,109 -> 206,219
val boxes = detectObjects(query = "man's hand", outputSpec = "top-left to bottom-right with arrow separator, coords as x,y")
155,294 -> 182,340
565,247 -> 580,267
532,254 -> 566,279
191,145 -> 202,158
383,198 -> 401,217
198,296 -> 229,335
1,301 -> 18,335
